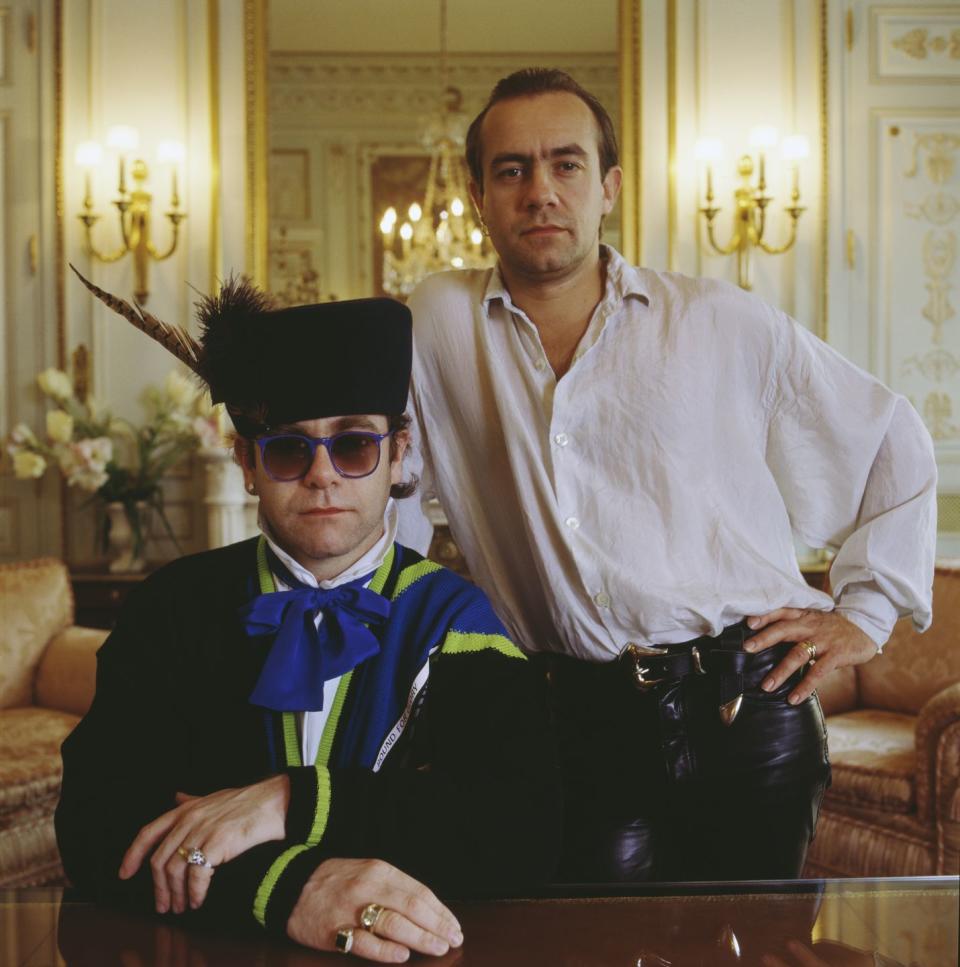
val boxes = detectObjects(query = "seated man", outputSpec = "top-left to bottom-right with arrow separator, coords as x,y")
56,273 -> 561,962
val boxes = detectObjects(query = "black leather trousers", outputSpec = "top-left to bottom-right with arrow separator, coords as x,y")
543,624 -> 831,883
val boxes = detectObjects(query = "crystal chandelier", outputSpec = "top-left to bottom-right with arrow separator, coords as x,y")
378,0 -> 493,298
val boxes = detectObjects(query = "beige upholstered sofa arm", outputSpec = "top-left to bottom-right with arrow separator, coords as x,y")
915,682 -> 960,825
33,625 -> 108,717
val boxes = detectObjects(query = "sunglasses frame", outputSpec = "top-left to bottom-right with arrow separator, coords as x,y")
255,430 -> 393,482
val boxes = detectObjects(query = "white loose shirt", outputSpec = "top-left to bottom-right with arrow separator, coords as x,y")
405,247 -> 937,661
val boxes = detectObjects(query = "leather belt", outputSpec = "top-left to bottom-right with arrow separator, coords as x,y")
617,626 -> 794,726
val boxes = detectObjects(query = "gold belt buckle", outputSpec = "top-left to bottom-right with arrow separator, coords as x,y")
624,643 -> 667,692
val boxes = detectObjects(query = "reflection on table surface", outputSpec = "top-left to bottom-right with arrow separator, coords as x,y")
2,877 -> 957,967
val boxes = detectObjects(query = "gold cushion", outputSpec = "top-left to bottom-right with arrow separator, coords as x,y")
35,625 -> 106,716
0,707 -> 79,813
815,665 -> 858,717
0,559 -> 73,709
826,709 -> 915,813
858,566 -> 960,716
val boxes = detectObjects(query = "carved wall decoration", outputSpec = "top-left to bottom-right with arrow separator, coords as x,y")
892,27 -> 960,60
874,9 -> 960,80
924,391 -> 959,440
268,149 -> 311,222
269,231 -> 329,307
904,132 -> 958,346
921,230 -> 956,343
880,115 -> 960,445
902,347 -> 960,382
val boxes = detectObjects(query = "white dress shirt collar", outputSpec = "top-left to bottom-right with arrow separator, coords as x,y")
480,245 -> 651,311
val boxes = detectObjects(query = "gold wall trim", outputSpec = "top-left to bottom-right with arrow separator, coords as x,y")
244,0 -> 268,286
208,0 -> 221,293
618,0 -> 642,265
667,0 -> 678,271
54,0 -> 68,561
54,0 -> 64,367
819,0 -> 829,341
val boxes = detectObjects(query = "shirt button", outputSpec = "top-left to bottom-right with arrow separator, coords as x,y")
554,432 -> 569,447
565,516 -> 580,530
594,591 -> 611,608
534,359 -> 546,371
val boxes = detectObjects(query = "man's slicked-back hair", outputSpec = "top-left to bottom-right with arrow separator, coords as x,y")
465,67 -> 619,192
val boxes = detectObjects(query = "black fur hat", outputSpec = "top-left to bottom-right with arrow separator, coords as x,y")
70,266 -> 412,437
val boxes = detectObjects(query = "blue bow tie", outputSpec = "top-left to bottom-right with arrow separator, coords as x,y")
239,552 -> 390,712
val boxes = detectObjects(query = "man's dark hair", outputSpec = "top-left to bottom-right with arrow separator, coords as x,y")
465,68 -> 619,192
233,412 -> 418,500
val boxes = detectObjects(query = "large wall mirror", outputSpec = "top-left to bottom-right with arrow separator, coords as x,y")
264,0 -> 623,303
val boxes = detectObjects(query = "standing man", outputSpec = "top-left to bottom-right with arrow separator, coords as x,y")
57,273 -> 561,961
407,68 -> 937,882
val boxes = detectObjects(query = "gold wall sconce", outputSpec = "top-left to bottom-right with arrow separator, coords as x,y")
75,126 -> 186,304
696,128 -> 809,290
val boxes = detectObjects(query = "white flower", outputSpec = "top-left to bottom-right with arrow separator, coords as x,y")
9,423 -> 38,446
37,368 -> 73,401
165,371 -> 197,409
13,451 -> 46,479
46,409 -> 74,443
192,414 -> 221,450
79,436 -> 113,469
58,437 -> 112,492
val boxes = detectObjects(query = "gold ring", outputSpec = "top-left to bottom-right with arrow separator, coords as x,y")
176,845 -> 214,870
801,640 -> 817,663
334,926 -> 355,954
359,902 -> 387,935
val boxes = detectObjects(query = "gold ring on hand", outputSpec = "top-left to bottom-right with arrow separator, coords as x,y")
359,902 -> 388,935
335,926 -> 355,954
800,640 -> 817,663
176,845 -> 214,870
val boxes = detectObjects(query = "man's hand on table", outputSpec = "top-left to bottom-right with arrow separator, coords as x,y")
287,858 -> 463,962
744,608 -> 877,705
119,774 -> 290,914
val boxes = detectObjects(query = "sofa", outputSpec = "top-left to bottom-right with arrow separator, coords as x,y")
806,563 -> 960,877
0,558 -> 106,886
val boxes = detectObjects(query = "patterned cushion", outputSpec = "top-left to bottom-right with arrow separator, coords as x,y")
805,808 -> 936,877
0,559 -> 73,709
0,707 -> 79,812
0,707 -> 79,887
825,709 -> 915,813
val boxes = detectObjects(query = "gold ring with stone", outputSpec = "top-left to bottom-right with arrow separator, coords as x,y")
334,926 -> 355,954
359,902 -> 387,935
176,845 -> 214,870
801,640 -> 817,663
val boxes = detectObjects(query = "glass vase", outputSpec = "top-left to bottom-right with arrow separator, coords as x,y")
104,500 -> 150,573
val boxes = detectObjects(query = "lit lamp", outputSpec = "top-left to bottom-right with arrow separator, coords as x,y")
697,127 -> 808,290
75,126 -> 187,304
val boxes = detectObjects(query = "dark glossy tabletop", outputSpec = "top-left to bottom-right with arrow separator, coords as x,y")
2,877 -> 957,967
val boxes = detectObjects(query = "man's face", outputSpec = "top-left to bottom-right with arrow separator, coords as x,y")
470,91 -> 622,283
242,414 -> 406,580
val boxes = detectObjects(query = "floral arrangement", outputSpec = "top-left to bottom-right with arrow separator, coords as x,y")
5,367 -> 224,561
